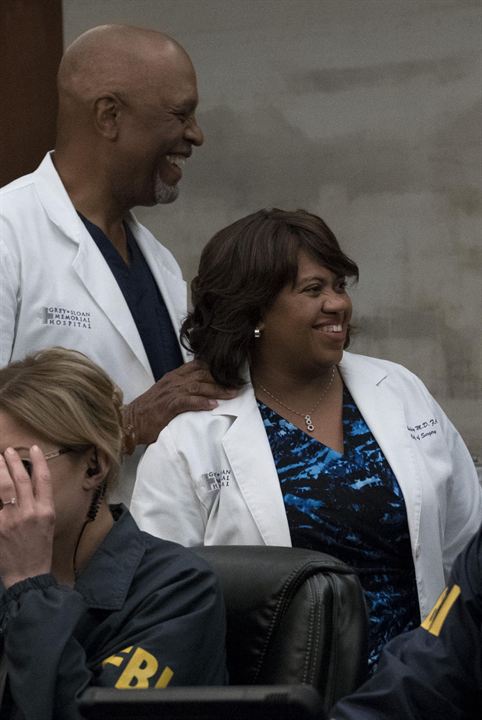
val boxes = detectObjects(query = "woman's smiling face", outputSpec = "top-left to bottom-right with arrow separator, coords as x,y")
257,249 -> 353,377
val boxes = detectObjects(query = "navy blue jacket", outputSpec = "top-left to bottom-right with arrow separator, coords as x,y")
0,506 -> 226,719
332,524 -> 482,720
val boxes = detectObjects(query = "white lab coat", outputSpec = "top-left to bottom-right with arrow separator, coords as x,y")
0,153 -> 188,504
131,351 -> 482,620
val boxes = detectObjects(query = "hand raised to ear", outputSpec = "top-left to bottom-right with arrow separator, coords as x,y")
0,446 -> 55,589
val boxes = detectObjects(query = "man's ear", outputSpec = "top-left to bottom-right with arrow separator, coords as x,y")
94,95 -> 121,140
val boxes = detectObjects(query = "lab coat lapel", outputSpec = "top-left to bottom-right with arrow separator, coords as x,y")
72,235 -> 153,376
131,219 -> 189,362
34,154 -> 153,377
217,385 -> 292,546
339,353 -> 422,546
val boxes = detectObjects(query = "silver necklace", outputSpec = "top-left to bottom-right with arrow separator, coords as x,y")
258,366 -> 336,432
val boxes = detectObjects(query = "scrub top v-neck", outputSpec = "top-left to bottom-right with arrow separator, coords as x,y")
79,214 -> 183,381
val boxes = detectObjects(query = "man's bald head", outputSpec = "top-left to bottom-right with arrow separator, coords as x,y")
54,24 -> 203,211
57,25 -> 193,123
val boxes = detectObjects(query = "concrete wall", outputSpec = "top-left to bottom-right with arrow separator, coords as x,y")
63,0 -> 481,458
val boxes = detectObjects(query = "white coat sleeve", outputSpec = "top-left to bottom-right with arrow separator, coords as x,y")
435,395 -> 482,578
0,231 -> 19,367
130,427 -> 208,547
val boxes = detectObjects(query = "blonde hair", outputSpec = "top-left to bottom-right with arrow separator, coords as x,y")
0,347 -> 123,488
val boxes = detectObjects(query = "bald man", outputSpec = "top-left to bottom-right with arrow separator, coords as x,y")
0,25 -> 233,504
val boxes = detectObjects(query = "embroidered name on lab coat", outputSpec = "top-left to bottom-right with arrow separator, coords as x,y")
407,417 -> 439,441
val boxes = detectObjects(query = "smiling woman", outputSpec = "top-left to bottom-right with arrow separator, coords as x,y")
131,208 -> 482,675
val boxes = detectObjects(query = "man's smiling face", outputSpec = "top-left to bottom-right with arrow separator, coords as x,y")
115,48 -> 204,207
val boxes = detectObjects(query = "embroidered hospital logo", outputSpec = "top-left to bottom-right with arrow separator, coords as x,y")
41,306 -> 92,329
201,469 -> 231,492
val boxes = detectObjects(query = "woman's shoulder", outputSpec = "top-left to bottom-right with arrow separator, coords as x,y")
159,406 -> 232,446
161,381 -> 256,438
142,530 -> 217,580
341,351 -> 422,381
120,506 -> 219,585
341,353 -> 439,420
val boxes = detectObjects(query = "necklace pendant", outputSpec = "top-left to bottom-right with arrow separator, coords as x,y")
304,414 -> 315,432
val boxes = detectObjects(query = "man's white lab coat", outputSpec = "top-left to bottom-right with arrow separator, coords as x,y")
0,153 -> 188,503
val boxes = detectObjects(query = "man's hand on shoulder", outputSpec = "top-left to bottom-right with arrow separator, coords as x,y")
123,360 -> 237,448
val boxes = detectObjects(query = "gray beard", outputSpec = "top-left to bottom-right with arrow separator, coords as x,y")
154,176 -> 180,204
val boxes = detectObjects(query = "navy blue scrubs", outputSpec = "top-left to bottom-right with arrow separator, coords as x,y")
79,215 -> 183,381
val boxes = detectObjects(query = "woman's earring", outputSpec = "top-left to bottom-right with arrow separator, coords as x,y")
254,327 -> 261,339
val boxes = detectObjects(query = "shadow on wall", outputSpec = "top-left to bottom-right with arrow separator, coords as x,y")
285,54 -> 475,94
187,96 -> 481,215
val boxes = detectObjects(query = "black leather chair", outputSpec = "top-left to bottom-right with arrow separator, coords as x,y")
195,545 -> 368,713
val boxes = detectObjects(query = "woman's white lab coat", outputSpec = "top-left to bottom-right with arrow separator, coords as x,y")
131,351 -> 482,620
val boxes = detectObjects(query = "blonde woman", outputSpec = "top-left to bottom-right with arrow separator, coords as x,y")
0,348 -> 226,720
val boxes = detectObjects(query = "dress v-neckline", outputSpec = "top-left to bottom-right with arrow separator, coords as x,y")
257,398 -> 347,459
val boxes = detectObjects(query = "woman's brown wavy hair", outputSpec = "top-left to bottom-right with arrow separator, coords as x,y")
181,208 -> 359,388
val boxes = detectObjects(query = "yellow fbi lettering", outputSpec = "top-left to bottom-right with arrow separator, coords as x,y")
102,646 -> 174,689
421,584 -> 461,637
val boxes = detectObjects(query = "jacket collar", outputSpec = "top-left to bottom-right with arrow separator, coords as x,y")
75,505 -> 146,610
210,365 -> 254,417
339,351 -> 422,548
32,154 -> 151,374
211,368 -> 292,546
129,216 -> 189,364
209,353 -> 421,548
338,352 -> 404,460
339,350 -> 388,385
33,152 -> 86,244
209,354 -> 390,418
32,153 -> 185,374
210,353 -> 396,417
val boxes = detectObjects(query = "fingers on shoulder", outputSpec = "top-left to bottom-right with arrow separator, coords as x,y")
168,393 -> 216,416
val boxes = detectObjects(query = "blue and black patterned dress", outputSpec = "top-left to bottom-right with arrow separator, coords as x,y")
258,385 -> 420,669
